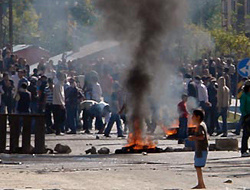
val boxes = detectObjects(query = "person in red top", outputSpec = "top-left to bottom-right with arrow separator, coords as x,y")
100,67 -> 113,104
177,94 -> 189,144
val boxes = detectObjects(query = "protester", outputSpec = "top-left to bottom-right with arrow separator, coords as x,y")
65,78 -> 83,134
52,72 -> 66,135
104,82 -> 125,138
91,75 -> 102,102
17,83 -> 31,114
216,76 -> 230,137
0,72 -> 14,114
44,78 -> 54,134
100,67 -> 113,103
188,109 -> 208,189
207,78 -> 218,135
240,80 -> 250,157
195,76 -> 211,124
37,75 -> 47,113
80,100 -> 110,134
177,94 -> 188,144
28,77 -> 38,113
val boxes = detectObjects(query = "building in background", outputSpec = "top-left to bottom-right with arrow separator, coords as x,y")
222,0 -> 250,36
13,45 -> 50,66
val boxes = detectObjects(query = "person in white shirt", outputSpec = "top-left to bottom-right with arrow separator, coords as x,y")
91,75 -> 102,102
80,100 -> 110,134
52,71 -> 66,135
195,76 -> 211,125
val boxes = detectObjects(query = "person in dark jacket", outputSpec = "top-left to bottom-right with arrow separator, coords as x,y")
17,83 -> 31,114
27,77 -> 38,113
240,80 -> 250,157
65,78 -> 83,134
207,78 -> 219,135
187,78 -> 197,99
0,73 -> 14,114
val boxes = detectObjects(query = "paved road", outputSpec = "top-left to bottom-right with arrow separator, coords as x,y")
0,133 -> 248,190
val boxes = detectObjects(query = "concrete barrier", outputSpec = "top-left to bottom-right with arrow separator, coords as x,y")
0,114 -> 45,154
215,138 -> 238,151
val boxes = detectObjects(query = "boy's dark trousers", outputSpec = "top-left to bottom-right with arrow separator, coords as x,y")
178,117 -> 188,140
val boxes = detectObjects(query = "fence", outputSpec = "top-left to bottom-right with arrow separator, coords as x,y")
0,114 -> 45,154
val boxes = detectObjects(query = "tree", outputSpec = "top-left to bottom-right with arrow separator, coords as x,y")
32,0 -> 98,55
211,29 -> 250,58
188,0 -> 221,29
2,0 -> 39,45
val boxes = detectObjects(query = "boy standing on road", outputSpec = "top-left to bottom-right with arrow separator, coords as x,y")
188,109 -> 208,189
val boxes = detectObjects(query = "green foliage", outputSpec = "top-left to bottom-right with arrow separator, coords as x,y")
3,0 -> 39,45
33,0 -> 98,55
188,0 -> 221,29
13,0 -> 40,44
211,29 -> 250,58
70,0 -> 97,26
175,24 -> 214,60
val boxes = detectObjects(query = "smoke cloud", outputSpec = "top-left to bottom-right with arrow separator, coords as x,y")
96,0 -> 186,131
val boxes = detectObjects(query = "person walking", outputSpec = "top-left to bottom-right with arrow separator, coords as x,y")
104,82 -> 125,138
216,77 -> 230,137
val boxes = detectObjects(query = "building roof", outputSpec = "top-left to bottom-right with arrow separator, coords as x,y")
30,40 -> 119,73
13,44 -> 48,53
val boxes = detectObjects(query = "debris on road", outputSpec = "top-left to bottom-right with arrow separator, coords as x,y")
98,147 -> 110,154
85,146 -> 97,154
54,144 -> 72,154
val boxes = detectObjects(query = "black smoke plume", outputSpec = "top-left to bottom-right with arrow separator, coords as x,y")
96,0 -> 184,131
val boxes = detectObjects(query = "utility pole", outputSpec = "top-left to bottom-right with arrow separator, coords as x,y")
9,0 -> 12,52
0,0 -> 13,49
0,0 -> 3,48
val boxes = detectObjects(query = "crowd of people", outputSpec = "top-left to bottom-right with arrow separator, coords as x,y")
0,45 -> 127,137
0,45 -> 249,153
178,57 -> 250,157
178,57 -> 236,139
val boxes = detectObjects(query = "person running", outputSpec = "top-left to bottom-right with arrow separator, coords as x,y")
189,109 -> 208,189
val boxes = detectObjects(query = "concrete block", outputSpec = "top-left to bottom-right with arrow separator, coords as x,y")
215,138 -> 238,151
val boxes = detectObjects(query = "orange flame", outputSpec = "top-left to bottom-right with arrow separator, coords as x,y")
161,119 -> 197,136
126,119 -> 156,150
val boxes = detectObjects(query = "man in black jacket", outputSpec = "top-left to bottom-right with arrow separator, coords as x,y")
207,78 -> 219,135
